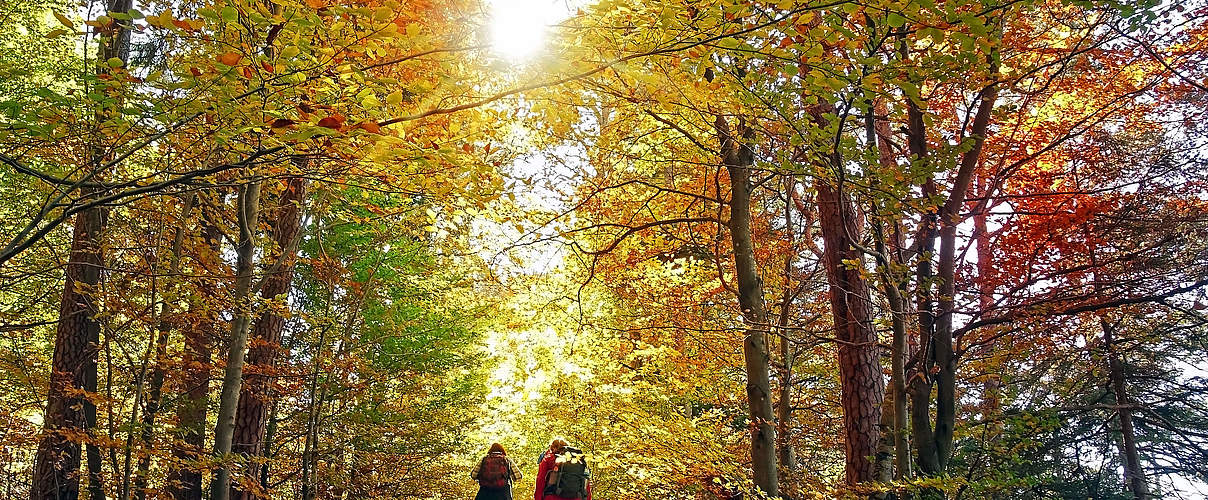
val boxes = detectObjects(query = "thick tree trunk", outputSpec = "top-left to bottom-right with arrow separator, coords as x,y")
166,216 -> 222,500
231,177 -> 307,500
816,181 -> 885,485
716,116 -> 779,497
211,181 -> 262,500
31,188 -> 107,500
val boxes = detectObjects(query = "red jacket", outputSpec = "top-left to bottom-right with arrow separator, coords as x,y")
534,452 -> 592,500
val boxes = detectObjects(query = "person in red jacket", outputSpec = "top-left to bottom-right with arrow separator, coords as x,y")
534,439 -> 592,500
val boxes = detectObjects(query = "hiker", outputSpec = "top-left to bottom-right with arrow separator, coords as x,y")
535,438 -> 592,500
472,443 -> 522,500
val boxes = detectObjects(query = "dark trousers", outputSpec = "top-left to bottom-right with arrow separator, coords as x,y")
475,485 -> 512,500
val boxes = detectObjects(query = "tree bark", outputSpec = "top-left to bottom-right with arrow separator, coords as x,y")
906,54 -> 999,475
231,177 -> 307,500
211,181 -> 262,500
31,186 -> 107,500
816,181 -> 885,485
972,196 -> 1002,423
716,115 -> 779,498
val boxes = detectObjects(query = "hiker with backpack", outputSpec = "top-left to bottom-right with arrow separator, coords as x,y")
535,439 -> 592,500
472,443 -> 522,500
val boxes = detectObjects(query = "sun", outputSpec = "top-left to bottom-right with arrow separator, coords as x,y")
488,0 -> 567,61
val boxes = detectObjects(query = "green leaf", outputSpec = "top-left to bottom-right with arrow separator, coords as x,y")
887,13 -> 905,28
220,6 -> 238,22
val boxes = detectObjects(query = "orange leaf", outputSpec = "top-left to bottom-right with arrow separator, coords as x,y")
241,66 -> 253,79
317,115 -> 345,129
305,0 -> 325,8
357,121 -> 382,134
218,52 -> 242,66
189,67 -> 202,77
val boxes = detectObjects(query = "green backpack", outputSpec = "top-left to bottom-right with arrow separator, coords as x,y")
544,447 -> 588,498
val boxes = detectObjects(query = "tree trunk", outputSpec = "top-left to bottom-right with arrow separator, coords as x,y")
816,181 -> 885,485
931,79 -> 998,473
716,115 -> 779,498
1086,247 -> 1149,499
1104,319 -> 1148,499
231,177 -> 307,500
31,187 -> 107,500
166,213 -> 222,500
211,181 -> 262,500
905,55 -> 998,475
882,271 -> 911,480
872,100 -> 912,481
972,197 -> 1002,423
776,178 -> 797,477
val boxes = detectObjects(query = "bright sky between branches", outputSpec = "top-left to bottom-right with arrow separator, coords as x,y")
488,0 -> 571,60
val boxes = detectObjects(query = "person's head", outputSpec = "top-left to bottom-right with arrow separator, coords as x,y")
489,443 -> 506,455
548,438 -> 568,454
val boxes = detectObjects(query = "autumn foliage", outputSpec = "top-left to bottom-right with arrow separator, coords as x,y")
1,0 -> 1207,498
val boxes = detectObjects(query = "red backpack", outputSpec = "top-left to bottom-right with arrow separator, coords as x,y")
478,453 -> 510,489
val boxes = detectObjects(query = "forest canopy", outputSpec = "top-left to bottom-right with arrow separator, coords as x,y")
1,0 -> 1207,498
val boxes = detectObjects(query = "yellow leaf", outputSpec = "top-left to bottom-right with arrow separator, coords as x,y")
386,90 -> 403,106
